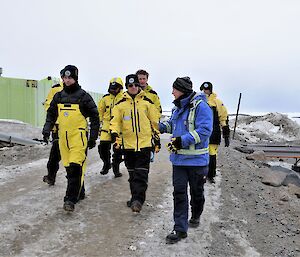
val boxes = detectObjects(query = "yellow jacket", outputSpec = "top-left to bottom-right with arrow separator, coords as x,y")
44,82 -> 63,132
44,82 -> 63,111
110,90 -> 160,151
143,85 -> 162,119
97,91 -> 123,141
207,92 -> 228,127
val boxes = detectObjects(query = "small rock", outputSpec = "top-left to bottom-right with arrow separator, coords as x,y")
279,192 -> 289,202
129,245 -> 137,251
288,184 -> 300,198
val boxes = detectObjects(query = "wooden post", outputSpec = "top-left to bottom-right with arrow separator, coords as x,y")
232,93 -> 242,139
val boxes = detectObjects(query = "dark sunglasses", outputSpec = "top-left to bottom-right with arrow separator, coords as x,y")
128,83 -> 139,88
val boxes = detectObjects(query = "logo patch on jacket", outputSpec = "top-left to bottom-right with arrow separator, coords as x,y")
123,116 -> 131,121
64,111 -> 69,117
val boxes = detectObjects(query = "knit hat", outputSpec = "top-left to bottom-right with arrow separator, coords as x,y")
173,77 -> 193,94
60,65 -> 79,81
200,82 -> 213,92
125,74 -> 140,88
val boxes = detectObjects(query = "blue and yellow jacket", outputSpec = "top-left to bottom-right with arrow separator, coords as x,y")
159,92 -> 213,167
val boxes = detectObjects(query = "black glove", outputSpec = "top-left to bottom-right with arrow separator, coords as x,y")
42,132 -> 50,144
110,132 -> 118,143
87,140 -> 96,149
172,137 -> 182,149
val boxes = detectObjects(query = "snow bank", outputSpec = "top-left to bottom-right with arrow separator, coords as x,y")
0,119 -> 42,140
232,112 -> 300,143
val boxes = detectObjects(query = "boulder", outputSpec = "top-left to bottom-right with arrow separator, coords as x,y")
246,151 -> 266,161
261,169 -> 287,187
282,173 -> 300,187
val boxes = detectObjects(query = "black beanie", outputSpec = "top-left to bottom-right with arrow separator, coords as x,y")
173,77 -> 193,94
125,74 -> 140,88
61,65 -> 79,81
200,82 -> 213,92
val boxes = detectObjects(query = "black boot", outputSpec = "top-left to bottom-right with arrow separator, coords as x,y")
166,230 -> 187,244
63,200 -> 75,212
100,163 -> 111,175
189,217 -> 200,228
43,175 -> 55,186
112,163 -> 122,178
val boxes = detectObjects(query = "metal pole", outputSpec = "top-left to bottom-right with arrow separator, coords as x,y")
232,93 -> 242,139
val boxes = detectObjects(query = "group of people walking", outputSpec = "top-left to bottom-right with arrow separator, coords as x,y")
42,65 -> 229,244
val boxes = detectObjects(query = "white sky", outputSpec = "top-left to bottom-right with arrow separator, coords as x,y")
1,0 -> 299,113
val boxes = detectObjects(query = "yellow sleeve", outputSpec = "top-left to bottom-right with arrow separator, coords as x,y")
110,104 -> 122,136
147,102 -> 160,136
216,98 -> 228,127
97,97 -> 106,123
44,84 -> 63,111
153,94 -> 162,119
44,88 -> 56,111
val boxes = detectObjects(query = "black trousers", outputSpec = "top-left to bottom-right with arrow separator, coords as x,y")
208,154 -> 217,179
124,149 -> 151,205
64,163 -> 85,204
46,132 -> 61,181
98,141 -> 123,168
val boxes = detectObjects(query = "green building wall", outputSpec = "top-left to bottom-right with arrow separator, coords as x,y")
0,76 -> 103,127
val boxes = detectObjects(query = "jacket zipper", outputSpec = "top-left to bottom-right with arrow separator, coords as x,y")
66,131 -> 70,150
133,101 -> 139,150
130,110 -> 135,132
137,110 -> 141,132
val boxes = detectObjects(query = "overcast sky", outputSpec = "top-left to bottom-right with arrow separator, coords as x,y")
1,0 -> 299,113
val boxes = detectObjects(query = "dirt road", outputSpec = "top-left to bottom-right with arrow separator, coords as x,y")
0,138 -> 299,257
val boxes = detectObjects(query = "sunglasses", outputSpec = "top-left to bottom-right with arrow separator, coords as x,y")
127,83 -> 139,88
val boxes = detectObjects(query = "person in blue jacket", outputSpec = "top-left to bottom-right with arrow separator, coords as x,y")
159,77 -> 213,244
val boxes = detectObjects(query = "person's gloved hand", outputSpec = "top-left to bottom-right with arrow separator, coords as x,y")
154,145 -> 161,153
110,132 -> 118,143
153,135 -> 161,153
111,132 -> 122,149
172,137 -> 182,149
222,125 -> 230,147
87,139 -> 96,149
166,137 -> 182,153
42,132 -> 50,144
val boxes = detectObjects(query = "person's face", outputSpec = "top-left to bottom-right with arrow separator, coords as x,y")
127,83 -> 140,95
172,87 -> 184,100
63,76 -> 76,86
137,74 -> 148,89
109,87 -> 121,96
203,89 -> 211,96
